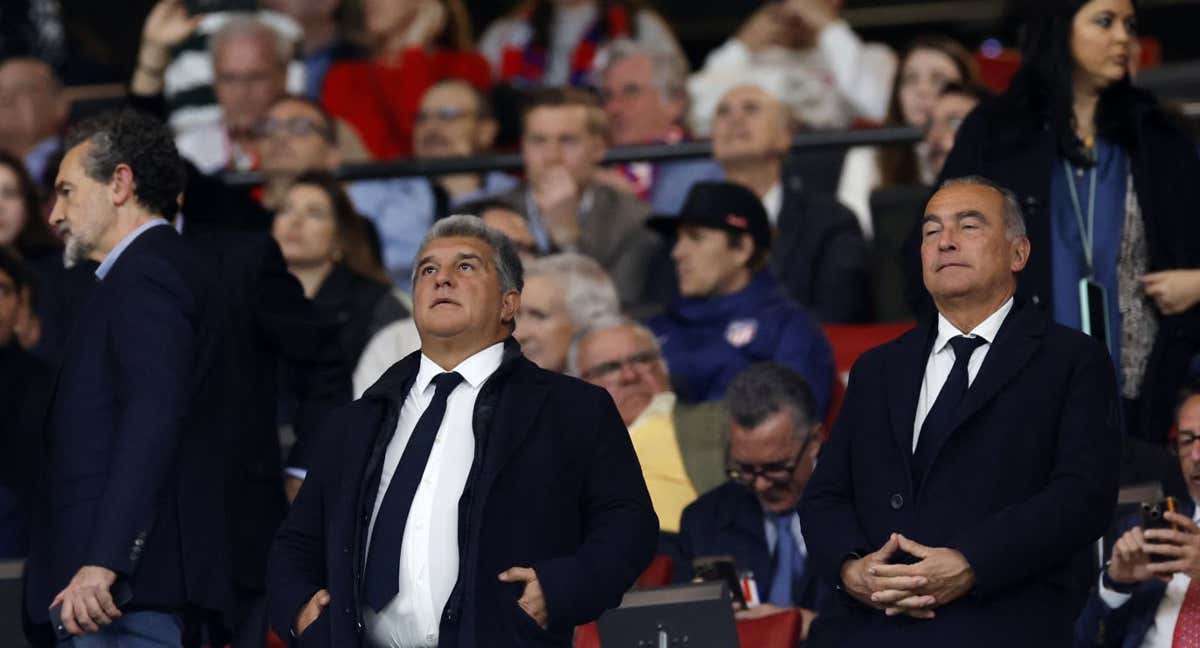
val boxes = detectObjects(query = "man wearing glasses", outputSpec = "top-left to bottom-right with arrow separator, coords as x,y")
570,317 -> 728,535
671,363 -> 826,640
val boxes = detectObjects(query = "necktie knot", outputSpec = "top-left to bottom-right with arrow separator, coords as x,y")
432,371 -> 464,395
948,335 -> 987,362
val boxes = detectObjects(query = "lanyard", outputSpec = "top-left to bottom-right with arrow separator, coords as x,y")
1062,160 -> 1098,278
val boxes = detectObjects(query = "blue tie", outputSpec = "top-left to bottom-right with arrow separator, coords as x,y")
363,371 -> 464,612
767,513 -> 799,606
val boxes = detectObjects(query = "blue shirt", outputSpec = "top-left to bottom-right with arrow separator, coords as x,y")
95,219 -> 170,280
1049,138 -> 1127,378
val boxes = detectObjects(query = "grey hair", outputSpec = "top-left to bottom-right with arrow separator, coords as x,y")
939,175 -> 1028,240
411,214 -> 524,294
595,37 -> 689,103
525,252 -> 620,328
210,14 -> 294,68
725,363 -> 818,441
565,315 -> 664,378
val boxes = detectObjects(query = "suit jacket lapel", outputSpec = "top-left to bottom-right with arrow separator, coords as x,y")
887,319 -> 937,486
926,301 -> 1045,472
716,487 -> 771,592
476,362 -> 550,496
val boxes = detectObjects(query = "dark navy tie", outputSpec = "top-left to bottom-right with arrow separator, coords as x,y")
912,335 -> 987,487
363,371 -> 464,612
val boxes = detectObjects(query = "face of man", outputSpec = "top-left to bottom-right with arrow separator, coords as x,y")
576,324 -> 670,426
712,85 -> 791,165
925,92 -> 979,179
521,105 -> 605,188
414,81 -> 496,158
0,58 -> 66,155
1176,395 -> 1200,504
920,184 -> 1029,308
513,274 -> 573,372
0,268 -> 18,347
259,99 -> 339,176
49,142 -> 119,267
672,225 -> 753,298
412,236 -> 519,348
729,410 -> 821,514
214,32 -> 288,134
601,53 -> 682,146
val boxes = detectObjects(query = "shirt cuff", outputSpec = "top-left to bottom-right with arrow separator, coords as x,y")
285,467 -> 308,481
1097,573 -> 1133,609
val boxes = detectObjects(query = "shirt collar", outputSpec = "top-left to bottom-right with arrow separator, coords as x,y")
933,296 -> 1014,354
629,392 -> 676,429
94,219 -> 170,280
414,341 -> 505,394
762,181 -> 783,228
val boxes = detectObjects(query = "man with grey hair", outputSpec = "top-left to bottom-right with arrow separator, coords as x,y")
515,253 -> 619,373
269,215 -> 657,647
799,177 -> 1121,645
674,362 -> 827,638
570,316 -> 728,535
594,38 -> 723,214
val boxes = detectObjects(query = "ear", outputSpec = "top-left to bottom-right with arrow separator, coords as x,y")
589,135 -> 607,164
474,117 -> 499,150
500,289 -> 521,326
1010,235 -> 1031,273
808,426 -> 824,457
110,163 -> 135,208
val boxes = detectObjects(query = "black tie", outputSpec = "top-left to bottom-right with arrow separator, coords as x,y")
363,371 -> 465,612
912,335 -> 987,487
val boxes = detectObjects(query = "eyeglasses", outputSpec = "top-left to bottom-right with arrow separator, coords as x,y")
579,349 -> 661,382
726,435 -> 814,487
1175,430 -> 1200,453
415,106 -> 477,124
257,117 -> 333,142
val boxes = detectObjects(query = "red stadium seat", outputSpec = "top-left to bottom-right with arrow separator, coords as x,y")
822,323 -> 915,430
636,555 -> 675,589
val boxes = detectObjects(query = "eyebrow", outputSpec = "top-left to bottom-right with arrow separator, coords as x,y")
923,210 -> 987,224
416,252 -> 486,268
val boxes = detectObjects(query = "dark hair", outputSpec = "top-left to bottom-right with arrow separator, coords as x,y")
0,245 -> 30,293
285,171 -> 391,285
521,86 -> 606,136
268,95 -> 338,144
0,151 -> 58,257
940,81 -> 995,104
725,363 -> 819,432
63,109 -> 186,221
1177,380 -> 1200,427
1005,0 -> 1144,167
722,230 -> 768,273
879,34 -> 979,187
527,0 -> 645,51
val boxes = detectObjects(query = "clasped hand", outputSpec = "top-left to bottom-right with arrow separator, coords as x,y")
841,533 -> 974,619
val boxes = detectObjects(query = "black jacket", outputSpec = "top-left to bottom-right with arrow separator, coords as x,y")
771,172 -> 872,323
927,93 -> 1200,442
799,300 -> 1122,647
267,339 -> 658,647
311,264 -> 408,371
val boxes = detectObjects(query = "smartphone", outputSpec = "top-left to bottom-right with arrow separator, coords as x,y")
49,580 -> 133,640
1142,496 -> 1179,563
184,0 -> 257,15
1079,278 -> 1112,352
693,555 -> 747,609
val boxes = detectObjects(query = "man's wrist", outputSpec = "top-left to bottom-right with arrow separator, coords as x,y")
1102,563 -> 1138,594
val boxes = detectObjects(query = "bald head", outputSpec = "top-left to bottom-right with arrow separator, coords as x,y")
0,58 -> 66,157
712,84 -> 793,165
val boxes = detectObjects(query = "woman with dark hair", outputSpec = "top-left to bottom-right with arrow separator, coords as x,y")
272,171 -> 409,367
479,0 -> 682,88
837,34 -> 978,238
321,0 -> 491,160
0,151 -> 62,351
937,0 -> 1200,442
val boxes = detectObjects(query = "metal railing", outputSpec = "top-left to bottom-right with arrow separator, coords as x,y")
221,126 -> 924,188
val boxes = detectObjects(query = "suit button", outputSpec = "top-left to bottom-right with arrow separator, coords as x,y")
344,607 -> 351,615
1032,295 -> 1042,305
890,493 -> 904,510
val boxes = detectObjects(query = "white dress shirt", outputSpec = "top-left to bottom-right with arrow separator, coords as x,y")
1097,503 -> 1200,647
362,343 -> 504,648
912,298 -> 1014,451
761,181 -> 783,229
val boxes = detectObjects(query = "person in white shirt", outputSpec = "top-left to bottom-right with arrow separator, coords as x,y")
1076,384 -> 1200,647
687,0 -> 896,136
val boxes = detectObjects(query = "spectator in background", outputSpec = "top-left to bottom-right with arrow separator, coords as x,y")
497,87 -> 659,309
322,0 -> 490,160
647,181 -> 834,414
413,79 -> 517,207
924,82 -> 991,180
594,38 -> 723,215
675,363 -> 826,637
514,252 -> 619,373
570,316 -> 728,535
712,84 -> 870,322
0,246 -> 50,559
479,0 -> 682,88
936,0 -> 1200,444
460,197 -> 540,265
273,171 -> 408,370
0,56 -> 66,184
688,0 -> 896,136
131,0 -> 306,173
261,0 -> 365,99
838,35 -> 978,236
257,95 -> 436,284
0,151 -> 57,350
